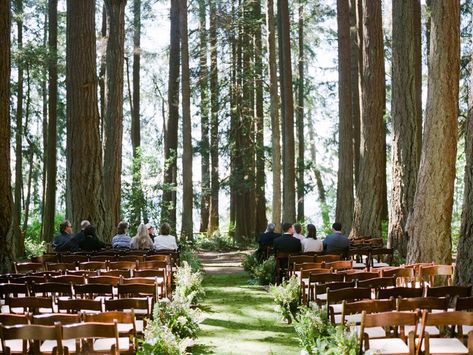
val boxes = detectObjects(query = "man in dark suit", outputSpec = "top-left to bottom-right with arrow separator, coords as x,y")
256,223 -> 281,260
273,222 -> 301,278
323,222 -> 350,255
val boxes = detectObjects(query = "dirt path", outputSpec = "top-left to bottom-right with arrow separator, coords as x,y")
197,250 -> 249,274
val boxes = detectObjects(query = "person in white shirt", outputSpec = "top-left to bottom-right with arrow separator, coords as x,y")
301,224 -> 323,252
153,222 -> 178,251
293,223 -> 305,241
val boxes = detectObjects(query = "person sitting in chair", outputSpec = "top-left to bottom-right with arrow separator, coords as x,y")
256,223 -> 280,260
323,222 -> 350,255
273,222 -> 301,268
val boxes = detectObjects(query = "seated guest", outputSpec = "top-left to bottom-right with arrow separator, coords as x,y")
323,222 -> 350,255
52,220 -> 73,252
256,223 -> 280,260
130,223 -> 154,249
61,220 -> 91,252
153,222 -> 178,251
147,223 -> 157,242
273,222 -> 302,270
78,224 -> 106,251
301,224 -> 323,252
293,223 -> 305,241
112,221 -> 131,249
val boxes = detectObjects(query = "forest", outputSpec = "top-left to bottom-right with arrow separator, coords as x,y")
0,0 -> 472,282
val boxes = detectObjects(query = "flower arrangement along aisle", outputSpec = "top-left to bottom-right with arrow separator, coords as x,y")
270,275 -> 301,324
138,259 -> 205,354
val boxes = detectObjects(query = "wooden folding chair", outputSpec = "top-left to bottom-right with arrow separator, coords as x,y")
313,280 -> 356,307
381,267 -> 416,287
105,298 -> 150,335
307,273 -> 345,305
57,298 -> 102,314
116,255 -> 145,263
99,269 -> 132,278
357,277 -> 397,298
132,269 -> 167,298
14,262 -> 44,274
60,321 -> 119,354
426,285 -> 472,307
74,283 -> 114,300
0,313 -> 30,354
60,254 -> 88,264
419,265 -> 454,288
31,254 -> 60,264
0,283 -> 29,299
49,274 -> 86,285
315,254 -> 342,263
344,271 -> 380,282
108,261 -> 138,271
31,282 -> 74,300
7,296 -> 54,315
78,261 -> 107,271
369,248 -> 394,268
45,262 -> 77,272
378,287 -> 423,300
324,260 -> 353,272
326,287 -> 372,323
87,276 -> 121,286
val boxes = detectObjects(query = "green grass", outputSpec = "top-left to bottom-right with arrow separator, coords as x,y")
191,272 -> 299,355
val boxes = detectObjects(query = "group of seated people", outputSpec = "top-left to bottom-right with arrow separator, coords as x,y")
257,221 -> 350,259
52,220 -> 178,252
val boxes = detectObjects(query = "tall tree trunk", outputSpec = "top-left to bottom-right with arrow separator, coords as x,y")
131,0 -> 146,226
103,0 -> 127,243
208,0 -> 219,235
406,0 -> 459,264
254,0 -> 267,235
455,33 -> 473,284
198,0 -> 210,234
42,0 -> 57,244
278,0 -> 296,223
335,0 -> 354,236
0,0 -> 15,271
162,0 -> 180,230
350,0 -> 385,239
267,0 -> 281,232
22,64 -> 33,234
180,0 -> 193,241
296,0 -> 304,222
40,10 -> 47,232
388,0 -> 422,258
349,0 -> 361,187
99,4 -> 106,135
14,0 -> 24,257
66,0 -> 105,233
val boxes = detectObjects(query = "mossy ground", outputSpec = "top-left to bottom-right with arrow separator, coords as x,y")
192,272 -> 299,355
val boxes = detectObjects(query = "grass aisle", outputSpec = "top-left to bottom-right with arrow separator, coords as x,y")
192,253 -> 299,355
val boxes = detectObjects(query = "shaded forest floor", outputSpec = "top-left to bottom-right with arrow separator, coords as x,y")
191,251 -> 299,355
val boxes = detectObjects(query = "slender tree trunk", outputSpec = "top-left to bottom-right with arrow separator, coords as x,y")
22,65 -> 33,234
199,0 -> 210,234
254,0 -> 267,235
350,0 -> 385,239
14,0 -> 24,257
406,0 -> 459,264
42,0 -> 57,244
267,0 -> 281,232
99,4 -> 106,135
180,0 -> 193,241
0,0 -> 15,271
349,0 -> 360,187
455,30 -> 473,284
208,0 -> 219,235
66,0 -> 105,233
162,0 -> 180,230
102,0 -> 127,243
388,0 -> 422,258
335,0 -> 354,236
40,10 -> 47,230
278,0 -> 296,223
296,0 -> 304,222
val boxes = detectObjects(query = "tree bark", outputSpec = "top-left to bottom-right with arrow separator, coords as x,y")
180,0 -> 193,241
162,0 -> 180,230
388,0 -> 422,258
102,0 -> 127,243
99,4 -> 106,137
208,0 -> 219,235
296,0 -> 304,222
278,0 -> 296,223
350,0 -> 385,239
198,0 -> 210,234
455,37 -> 473,285
406,0 -> 459,264
335,0 -> 354,236
267,0 -> 281,232
42,0 -> 58,244
0,0 -> 15,271
66,0 -> 105,234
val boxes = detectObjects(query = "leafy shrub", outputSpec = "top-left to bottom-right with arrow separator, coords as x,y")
138,322 -> 192,355
179,246 -> 203,273
195,233 -> 236,252
270,275 -> 300,323
295,306 -> 358,355
253,256 -> 276,285
174,261 -> 205,305
24,236 -> 47,258
242,252 -> 260,278
153,298 -> 202,339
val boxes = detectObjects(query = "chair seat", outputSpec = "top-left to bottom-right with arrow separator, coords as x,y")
424,338 -> 468,354
373,262 -> 390,268
93,337 -> 131,352
335,313 -> 362,324
405,325 -> 439,336
354,325 -> 386,338
353,262 -> 366,269
331,303 -> 343,314
366,338 -> 410,354
41,339 -> 77,354
0,339 -> 25,353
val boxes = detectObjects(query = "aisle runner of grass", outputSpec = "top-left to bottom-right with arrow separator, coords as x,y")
192,272 -> 299,355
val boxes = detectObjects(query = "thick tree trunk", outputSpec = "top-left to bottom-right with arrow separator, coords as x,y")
296,0 -> 304,222
254,0 -> 267,235
406,1 -> 459,264
388,0 -> 422,258
335,0 -> 354,236
198,0 -> 210,234
455,44 -> 473,285
278,0 -> 296,223
349,0 -> 360,187
267,0 -> 281,232
0,0 -> 15,271
66,0 -> 105,234
208,0 -> 219,235
162,0 -> 180,230
180,0 -> 193,241
42,0 -> 58,244
350,0 -> 385,239
102,0 -> 127,243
